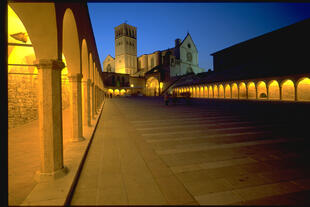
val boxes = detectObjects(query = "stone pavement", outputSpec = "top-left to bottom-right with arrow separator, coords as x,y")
8,107 -> 102,206
70,97 -> 310,205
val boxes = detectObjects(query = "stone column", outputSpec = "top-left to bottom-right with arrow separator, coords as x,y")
68,74 -> 84,142
35,59 -> 66,179
266,86 -> 269,100
91,83 -> 96,119
95,85 -> 98,113
279,85 -> 283,100
294,82 -> 298,101
82,79 -> 91,127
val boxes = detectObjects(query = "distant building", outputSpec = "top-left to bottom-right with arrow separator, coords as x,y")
173,18 -> 310,102
102,23 -> 205,96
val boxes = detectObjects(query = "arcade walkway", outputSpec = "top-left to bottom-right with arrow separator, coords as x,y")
70,97 -> 310,205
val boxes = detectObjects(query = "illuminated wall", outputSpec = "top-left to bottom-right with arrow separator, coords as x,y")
8,5 -> 71,128
297,78 -> 310,101
282,79 -> 295,101
209,86 -> 213,98
232,83 -> 238,99
268,80 -> 280,100
8,6 -> 38,128
239,82 -> 247,99
247,82 -> 256,99
213,85 -> 218,98
225,84 -> 231,98
257,81 -> 267,99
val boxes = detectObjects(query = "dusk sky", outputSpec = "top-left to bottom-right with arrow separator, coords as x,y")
88,3 -> 310,72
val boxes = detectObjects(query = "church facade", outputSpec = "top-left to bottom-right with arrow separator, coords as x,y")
102,23 -> 205,96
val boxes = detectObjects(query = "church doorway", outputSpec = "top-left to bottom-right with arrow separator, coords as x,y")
146,77 -> 160,96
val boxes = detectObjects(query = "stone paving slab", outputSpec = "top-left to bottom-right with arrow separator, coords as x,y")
70,97 -> 310,205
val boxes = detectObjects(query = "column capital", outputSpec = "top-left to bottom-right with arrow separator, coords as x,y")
34,59 -> 65,70
68,73 -> 83,82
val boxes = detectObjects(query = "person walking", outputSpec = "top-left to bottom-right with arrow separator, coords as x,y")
164,93 -> 169,106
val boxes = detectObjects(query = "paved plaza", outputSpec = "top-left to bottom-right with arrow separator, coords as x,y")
69,97 -> 310,205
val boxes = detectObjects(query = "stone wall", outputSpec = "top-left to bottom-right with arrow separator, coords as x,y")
8,74 -> 71,129
8,74 -> 38,129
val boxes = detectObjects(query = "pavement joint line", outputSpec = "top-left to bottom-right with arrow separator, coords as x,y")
135,121 -> 286,131
130,117 -> 239,124
170,157 -> 258,173
140,124 -> 287,137
129,115 -> 242,123
131,118 -> 247,126
156,137 -> 306,155
145,131 -> 273,143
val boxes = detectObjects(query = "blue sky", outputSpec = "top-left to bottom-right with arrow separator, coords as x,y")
88,3 -> 310,71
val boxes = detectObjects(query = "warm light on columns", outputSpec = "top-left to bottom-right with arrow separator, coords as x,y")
225,84 -> 231,98
213,85 -> 218,98
268,80 -> 280,100
257,81 -> 267,99
281,79 -> 295,101
297,77 -> 310,101
219,84 -> 224,98
239,82 -> 246,99
247,82 -> 256,99
232,83 -> 238,99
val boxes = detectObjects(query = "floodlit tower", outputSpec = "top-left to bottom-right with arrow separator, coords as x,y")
114,23 -> 137,75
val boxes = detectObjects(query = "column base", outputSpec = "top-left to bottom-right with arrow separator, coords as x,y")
71,137 -> 85,142
34,166 -> 68,183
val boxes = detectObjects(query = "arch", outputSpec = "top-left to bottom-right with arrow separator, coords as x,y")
281,79 -> 295,101
239,82 -> 246,99
114,89 -> 120,96
146,77 -> 159,96
9,3 -> 58,59
209,85 -> 213,98
218,84 -> 224,98
120,89 -> 126,96
247,82 -> 256,99
93,62 -> 96,82
189,87 -> 193,97
89,53 -> 93,82
257,81 -> 267,99
297,77 -> 310,101
193,87 -> 196,98
268,80 -> 280,100
108,89 -> 113,94
213,85 -> 218,98
63,8 -> 80,74
81,39 -> 89,80
200,86 -> 204,98
196,86 -> 200,98
231,83 -> 238,99
224,84 -> 231,98
204,86 -> 208,98
8,5 -> 39,128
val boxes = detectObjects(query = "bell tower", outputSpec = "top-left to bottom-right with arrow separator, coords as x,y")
114,23 -> 137,74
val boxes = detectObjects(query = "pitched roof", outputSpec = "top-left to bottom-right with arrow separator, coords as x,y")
211,18 -> 310,56
180,33 -> 198,52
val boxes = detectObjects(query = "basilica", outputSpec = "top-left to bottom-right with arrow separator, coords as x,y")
102,23 -> 205,96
